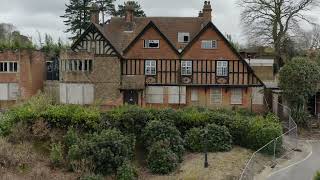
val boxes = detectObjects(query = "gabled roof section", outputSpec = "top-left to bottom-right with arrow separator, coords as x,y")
181,21 -> 265,87
71,23 -> 121,57
123,21 -> 180,55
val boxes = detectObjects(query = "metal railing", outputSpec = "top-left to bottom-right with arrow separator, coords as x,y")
239,99 -> 298,180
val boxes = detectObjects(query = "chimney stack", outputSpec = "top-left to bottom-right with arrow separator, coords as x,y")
90,3 -> 100,24
125,1 -> 135,23
202,1 -> 212,21
198,11 -> 203,17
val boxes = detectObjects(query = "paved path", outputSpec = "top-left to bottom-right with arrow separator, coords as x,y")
268,141 -> 320,180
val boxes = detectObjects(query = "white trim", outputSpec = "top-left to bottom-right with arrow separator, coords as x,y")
145,60 -> 157,75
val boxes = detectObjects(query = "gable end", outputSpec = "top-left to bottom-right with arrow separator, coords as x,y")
71,24 -> 120,56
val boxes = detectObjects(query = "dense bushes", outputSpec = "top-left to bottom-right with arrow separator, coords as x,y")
142,120 -> 185,161
146,140 -> 179,174
67,129 -> 135,175
0,94 -> 285,176
185,123 -> 232,152
116,161 -> 138,180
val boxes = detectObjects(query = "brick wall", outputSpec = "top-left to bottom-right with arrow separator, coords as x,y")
124,27 -> 179,59
60,51 -> 123,107
0,50 -> 45,101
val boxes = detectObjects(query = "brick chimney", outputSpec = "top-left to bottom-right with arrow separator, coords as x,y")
198,11 -> 204,17
203,1 -> 212,21
90,3 -> 99,24
125,1 -> 135,23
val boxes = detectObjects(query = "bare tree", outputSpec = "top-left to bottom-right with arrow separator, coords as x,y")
239,0 -> 319,71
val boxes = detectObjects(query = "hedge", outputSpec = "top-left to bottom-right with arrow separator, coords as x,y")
185,123 -> 232,152
147,140 -> 179,174
67,129 -> 135,175
142,120 -> 185,161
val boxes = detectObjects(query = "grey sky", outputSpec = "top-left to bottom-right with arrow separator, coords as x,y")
0,0 -> 316,45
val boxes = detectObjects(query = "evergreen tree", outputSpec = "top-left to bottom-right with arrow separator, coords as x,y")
61,0 -> 93,40
96,0 -> 116,23
114,1 -> 146,17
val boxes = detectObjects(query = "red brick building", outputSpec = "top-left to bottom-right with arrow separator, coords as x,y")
0,50 -> 45,108
60,1 -> 265,111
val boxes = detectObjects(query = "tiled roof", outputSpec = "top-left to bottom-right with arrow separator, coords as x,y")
102,17 -> 210,53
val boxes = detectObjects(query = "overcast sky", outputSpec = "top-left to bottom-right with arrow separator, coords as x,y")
0,0 -> 317,45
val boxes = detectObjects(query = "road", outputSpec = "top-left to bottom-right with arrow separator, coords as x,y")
268,141 -> 320,180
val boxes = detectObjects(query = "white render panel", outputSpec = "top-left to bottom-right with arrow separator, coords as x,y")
168,86 -> 186,104
146,86 -> 164,104
59,83 -> 67,104
60,83 -> 94,105
83,84 -> 94,104
0,83 -> 9,100
8,83 -> 19,100
252,87 -> 264,105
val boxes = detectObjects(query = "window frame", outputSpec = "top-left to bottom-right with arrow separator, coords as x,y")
65,59 -> 93,72
201,40 -> 218,49
145,60 -> 157,76
143,40 -> 160,49
210,88 -> 222,105
216,60 -> 229,77
0,61 -> 18,73
231,88 -> 243,105
178,32 -> 190,43
181,61 -> 193,76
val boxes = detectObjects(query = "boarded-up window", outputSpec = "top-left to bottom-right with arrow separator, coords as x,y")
210,88 -> 222,104
191,89 -> 198,102
168,86 -> 186,104
60,83 -> 94,105
252,87 -> 264,105
0,83 -> 19,100
146,86 -> 164,104
231,89 -> 243,105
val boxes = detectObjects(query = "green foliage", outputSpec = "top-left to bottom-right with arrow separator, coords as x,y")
184,124 -> 232,152
117,161 -> 138,180
106,106 -> 153,136
42,105 -> 101,130
80,174 -> 104,180
64,128 -> 79,150
147,140 -> 178,175
67,129 -> 135,175
142,120 -> 185,161
175,108 -> 210,134
50,142 -> 64,167
279,57 -> 320,125
114,1 -> 146,17
314,171 -> 320,180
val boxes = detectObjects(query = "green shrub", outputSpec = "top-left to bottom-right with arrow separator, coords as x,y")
117,161 -> 138,180
148,108 -> 180,124
314,171 -> 320,180
185,124 -> 232,152
142,120 -> 185,161
64,128 -> 79,150
107,106 -> 153,136
174,108 -> 209,134
50,142 -> 64,167
67,129 -> 135,175
147,140 -> 178,174
184,127 -> 203,152
42,105 -> 101,130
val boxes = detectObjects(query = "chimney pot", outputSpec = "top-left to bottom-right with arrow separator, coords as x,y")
90,3 -> 100,24
125,1 -> 135,23
202,1 -> 212,21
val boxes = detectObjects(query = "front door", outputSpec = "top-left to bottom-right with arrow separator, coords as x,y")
124,90 -> 139,105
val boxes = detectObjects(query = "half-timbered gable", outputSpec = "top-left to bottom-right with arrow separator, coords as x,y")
71,24 -> 120,56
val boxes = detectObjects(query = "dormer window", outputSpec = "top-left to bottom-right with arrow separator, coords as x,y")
201,40 -> 217,49
178,32 -> 190,43
144,40 -> 160,48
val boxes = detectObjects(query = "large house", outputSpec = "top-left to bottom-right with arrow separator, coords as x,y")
59,1 -> 265,111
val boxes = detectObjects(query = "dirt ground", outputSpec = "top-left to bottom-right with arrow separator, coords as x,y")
140,147 -> 253,180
